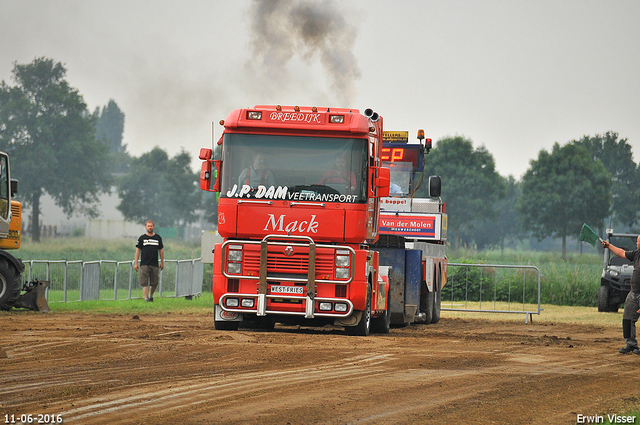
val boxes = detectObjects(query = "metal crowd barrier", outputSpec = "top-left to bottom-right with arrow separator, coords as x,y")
444,263 -> 542,323
23,259 -> 204,302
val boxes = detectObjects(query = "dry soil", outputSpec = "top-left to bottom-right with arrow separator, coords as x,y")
1,310 -> 639,424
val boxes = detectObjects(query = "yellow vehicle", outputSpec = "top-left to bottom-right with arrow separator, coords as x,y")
0,151 -> 48,312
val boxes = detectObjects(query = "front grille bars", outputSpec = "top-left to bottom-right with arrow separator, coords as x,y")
220,234 -> 355,319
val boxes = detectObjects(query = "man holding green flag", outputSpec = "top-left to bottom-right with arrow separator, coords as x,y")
601,235 -> 640,355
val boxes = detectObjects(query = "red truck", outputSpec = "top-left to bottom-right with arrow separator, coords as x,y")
199,105 -> 391,335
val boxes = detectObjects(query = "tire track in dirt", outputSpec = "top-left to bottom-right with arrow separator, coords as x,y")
60,351 -> 615,424
59,353 -> 394,423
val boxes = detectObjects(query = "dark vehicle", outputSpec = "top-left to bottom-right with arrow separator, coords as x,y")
598,231 -> 637,312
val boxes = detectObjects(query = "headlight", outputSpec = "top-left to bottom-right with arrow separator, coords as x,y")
227,244 -> 243,275
335,250 -> 351,279
226,298 -> 239,307
228,250 -> 242,261
336,255 -> 350,267
228,245 -> 243,261
241,298 -> 255,308
335,303 -> 348,312
336,268 -> 350,279
609,270 -> 619,277
227,262 -> 241,274
319,302 -> 332,311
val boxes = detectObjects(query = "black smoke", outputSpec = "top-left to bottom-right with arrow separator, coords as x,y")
248,0 -> 361,106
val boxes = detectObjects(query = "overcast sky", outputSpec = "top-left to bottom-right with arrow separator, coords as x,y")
1,0 -> 639,179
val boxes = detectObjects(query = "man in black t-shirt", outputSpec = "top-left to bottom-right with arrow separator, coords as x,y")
134,220 -> 164,302
602,236 -> 640,354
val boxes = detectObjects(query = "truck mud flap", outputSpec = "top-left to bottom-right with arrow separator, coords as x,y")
13,280 -> 50,312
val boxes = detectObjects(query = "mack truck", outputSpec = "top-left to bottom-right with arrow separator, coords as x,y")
199,105 -> 444,335
0,151 -> 49,312
376,131 -> 447,326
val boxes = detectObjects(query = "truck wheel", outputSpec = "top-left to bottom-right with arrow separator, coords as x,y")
431,287 -> 441,324
420,288 -> 434,324
214,319 -> 240,331
597,285 -> 610,312
346,286 -> 371,336
0,258 -> 21,311
256,317 -> 276,330
371,305 -> 390,334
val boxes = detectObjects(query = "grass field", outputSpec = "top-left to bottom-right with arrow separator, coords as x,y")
38,293 -> 213,315
448,247 -> 604,307
16,237 -> 201,261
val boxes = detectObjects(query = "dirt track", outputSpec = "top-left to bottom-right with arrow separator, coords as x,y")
1,310 -> 640,425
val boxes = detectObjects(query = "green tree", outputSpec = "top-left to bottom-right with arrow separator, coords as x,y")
417,136 -> 506,247
94,99 -> 130,174
497,176 -> 522,253
574,132 -> 639,230
94,99 -> 125,153
117,147 -> 201,228
475,175 -> 522,253
518,142 -> 611,258
0,57 -> 111,241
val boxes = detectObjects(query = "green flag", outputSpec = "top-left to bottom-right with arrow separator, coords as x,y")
579,224 -> 601,247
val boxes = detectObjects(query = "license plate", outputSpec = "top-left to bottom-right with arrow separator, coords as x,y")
270,285 -> 304,294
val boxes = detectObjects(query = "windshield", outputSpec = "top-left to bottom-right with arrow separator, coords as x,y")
608,235 -> 636,265
383,161 -> 412,197
220,134 -> 368,203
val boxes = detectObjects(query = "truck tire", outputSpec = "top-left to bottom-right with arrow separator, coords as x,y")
0,258 -> 21,311
346,285 -> 371,336
431,287 -> 441,324
420,287 -> 434,324
371,305 -> 390,334
214,319 -> 240,331
597,285 -> 610,312
255,317 -> 276,330
609,301 -> 620,313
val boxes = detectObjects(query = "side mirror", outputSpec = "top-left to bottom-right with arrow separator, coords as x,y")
200,161 -> 212,191
377,166 -> 390,198
429,175 -> 441,197
199,148 -> 221,192
200,160 -> 221,192
199,148 -> 213,160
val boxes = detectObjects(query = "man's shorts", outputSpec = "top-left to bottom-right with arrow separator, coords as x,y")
139,265 -> 160,287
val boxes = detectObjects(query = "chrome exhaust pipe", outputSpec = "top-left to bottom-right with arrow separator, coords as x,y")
364,108 -> 379,122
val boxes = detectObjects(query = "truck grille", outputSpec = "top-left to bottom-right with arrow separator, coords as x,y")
243,250 -> 334,276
